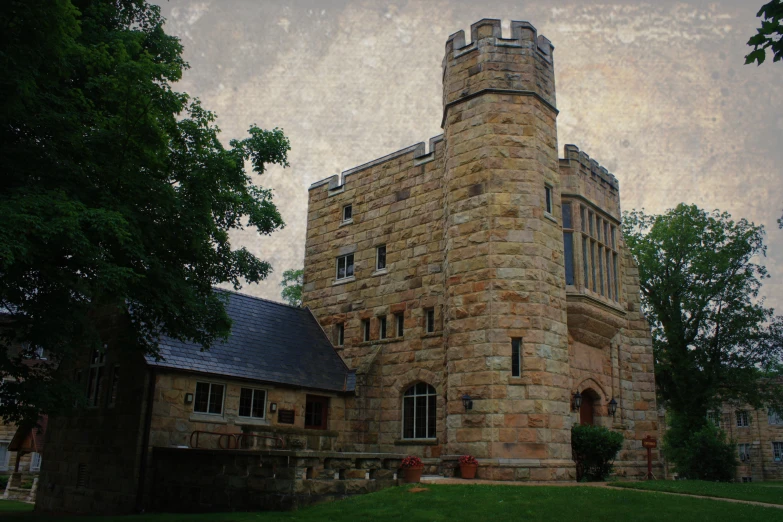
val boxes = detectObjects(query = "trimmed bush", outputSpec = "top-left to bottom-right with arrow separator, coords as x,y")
571,424 -> 624,481
663,413 -> 737,482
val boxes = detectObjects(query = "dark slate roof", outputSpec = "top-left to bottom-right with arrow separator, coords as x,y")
145,290 -> 352,394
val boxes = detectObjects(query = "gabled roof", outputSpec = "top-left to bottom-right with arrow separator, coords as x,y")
145,290 -> 352,394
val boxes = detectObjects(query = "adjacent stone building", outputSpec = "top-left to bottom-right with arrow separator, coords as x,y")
303,18 -> 659,481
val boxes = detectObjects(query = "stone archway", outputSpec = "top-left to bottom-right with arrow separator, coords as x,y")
579,388 -> 601,426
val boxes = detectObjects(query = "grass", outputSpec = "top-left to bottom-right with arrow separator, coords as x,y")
1,484 -> 783,521
614,480 -> 783,505
0,500 -> 34,512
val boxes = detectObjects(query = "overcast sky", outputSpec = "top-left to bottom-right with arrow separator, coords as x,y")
153,0 -> 783,311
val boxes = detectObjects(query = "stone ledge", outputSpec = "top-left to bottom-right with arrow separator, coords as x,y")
394,439 -> 439,446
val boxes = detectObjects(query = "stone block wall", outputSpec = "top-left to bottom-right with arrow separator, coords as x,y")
150,448 -> 402,512
149,372 -> 348,452
715,406 -> 783,481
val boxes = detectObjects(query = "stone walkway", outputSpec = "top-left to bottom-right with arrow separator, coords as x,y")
419,477 -> 783,509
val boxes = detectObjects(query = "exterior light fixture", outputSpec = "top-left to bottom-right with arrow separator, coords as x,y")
608,398 -> 618,418
461,394 -> 473,411
270,402 -> 278,413
573,391 -> 582,411
184,393 -> 193,405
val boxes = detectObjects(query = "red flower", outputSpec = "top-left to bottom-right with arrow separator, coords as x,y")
401,455 -> 422,468
459,455 -> 478,466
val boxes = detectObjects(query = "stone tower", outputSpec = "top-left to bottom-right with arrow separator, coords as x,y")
441,20 -> 572,477
303,18 -> 659,482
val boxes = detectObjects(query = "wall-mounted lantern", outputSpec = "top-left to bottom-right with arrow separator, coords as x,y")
608,398 -> 618,418
461,394 -> 473,411
184,393 -> 193,405
572,391 -> 582,411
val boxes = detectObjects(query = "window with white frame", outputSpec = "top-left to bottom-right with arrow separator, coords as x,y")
773,442 -> 783,462
194,382 -> 224,415
335,253 -> 354,280
30,452 -> 42,472
402,383 -> 436,439
738,443 -> 751,462
376,245 -> 387,271
736,410 -> 750,427
238,388 -> 266,419
342,204 -> 353,223
769,409 -> 783,425
0,442 -> 9,471
706,411 -> 721,428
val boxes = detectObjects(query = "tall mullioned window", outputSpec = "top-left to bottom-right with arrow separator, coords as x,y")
402,383 -> 436,439
562,203 -> 574,285
579,204 -> 619,302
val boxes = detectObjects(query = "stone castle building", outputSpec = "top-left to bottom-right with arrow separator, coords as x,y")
304,18 -> 659,480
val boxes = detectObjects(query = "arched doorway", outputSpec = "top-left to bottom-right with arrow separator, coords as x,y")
579,388 -> 600,425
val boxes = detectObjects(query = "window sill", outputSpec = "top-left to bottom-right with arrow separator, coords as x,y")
544,212 -> 558,224
355,338 -> 404,347
189,413 -> 228,424
332,276 -> 356,286
372,269 -> 388,277
340,220 -> 353,227
237,417 -> 271,426
394,439 -> 439,446
421,332 -> 442,339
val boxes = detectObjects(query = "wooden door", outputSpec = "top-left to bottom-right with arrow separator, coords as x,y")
580,395 -> 594,425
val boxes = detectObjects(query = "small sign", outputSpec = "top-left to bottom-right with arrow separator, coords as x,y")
642,437 -> 657,449
278,409 -> 295,425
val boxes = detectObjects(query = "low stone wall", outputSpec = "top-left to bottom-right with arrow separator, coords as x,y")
3,472 -> 37,503
150,448 -> 404,512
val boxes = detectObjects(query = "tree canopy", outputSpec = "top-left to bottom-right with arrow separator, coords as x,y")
0,0 -> 289,423
745,0 -> 783,65
623,204 -> 783,430
280,269 -> 304,308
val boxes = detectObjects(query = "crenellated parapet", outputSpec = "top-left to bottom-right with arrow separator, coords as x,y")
442,19 -> 557,126
308,134 -> 443,192
561,144 -> 618,191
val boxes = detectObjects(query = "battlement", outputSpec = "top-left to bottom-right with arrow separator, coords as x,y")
445,19 -> 554,63
308,134 -> 443,192
560,144 -> 619,191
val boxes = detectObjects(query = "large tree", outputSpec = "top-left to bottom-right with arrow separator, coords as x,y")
280,269 -> 304,308
0,0 -> 289,423
623,204 -> 783,431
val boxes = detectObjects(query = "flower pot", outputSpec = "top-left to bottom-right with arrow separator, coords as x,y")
402,466 -> 424,483
460,463 -> 478,479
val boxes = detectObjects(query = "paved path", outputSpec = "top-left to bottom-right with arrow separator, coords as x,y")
420,476 -> 783,509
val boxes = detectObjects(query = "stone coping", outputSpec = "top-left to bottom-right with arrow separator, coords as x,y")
152,447 -> 405,460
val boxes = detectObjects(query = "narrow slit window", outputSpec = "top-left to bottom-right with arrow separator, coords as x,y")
336,323 -> 344,346
107,364 -> 120,408
425,309 -> 435,333
362,319 -> 371,342
562,202 -> 572,229
379,316 -> 387,339
598,247 -> 604,296
544,185 -> 553,214
511,338 -> 522,377
396,313 -> 404,337
613,253 -> 619,300
605,249 -> 612,300
563,232 -> 574,285
590,241 -> 597,292
342,204 -> 353,222
581,206 -> 587,233
582,236 -> 589,287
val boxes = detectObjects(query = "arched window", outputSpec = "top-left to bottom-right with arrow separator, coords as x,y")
402,383 -> 436,439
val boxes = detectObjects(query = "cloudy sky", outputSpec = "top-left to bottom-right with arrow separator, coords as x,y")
153,0 -> 783,311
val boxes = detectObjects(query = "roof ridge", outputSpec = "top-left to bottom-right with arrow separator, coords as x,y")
215,287 -> 305,311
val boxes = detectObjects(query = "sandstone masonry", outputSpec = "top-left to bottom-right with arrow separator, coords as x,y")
304,18 -> 661,480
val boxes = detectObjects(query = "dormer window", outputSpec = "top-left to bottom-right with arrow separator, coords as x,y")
342,204 -> 353,223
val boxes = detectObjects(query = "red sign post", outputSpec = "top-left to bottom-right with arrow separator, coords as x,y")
642,436 -> 657,480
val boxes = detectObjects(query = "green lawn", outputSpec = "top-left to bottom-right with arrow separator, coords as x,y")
0,500 -> 34,512
2,484 -> 783,521
614,480 -> 783,505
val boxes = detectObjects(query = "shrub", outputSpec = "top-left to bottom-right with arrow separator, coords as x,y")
571,424 -> 624,481
0,474 -> 8,490
663,412 -> 737,482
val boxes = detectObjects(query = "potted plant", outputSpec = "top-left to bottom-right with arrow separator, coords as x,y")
459,455 -> 479,479
400,455 -> 424,483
